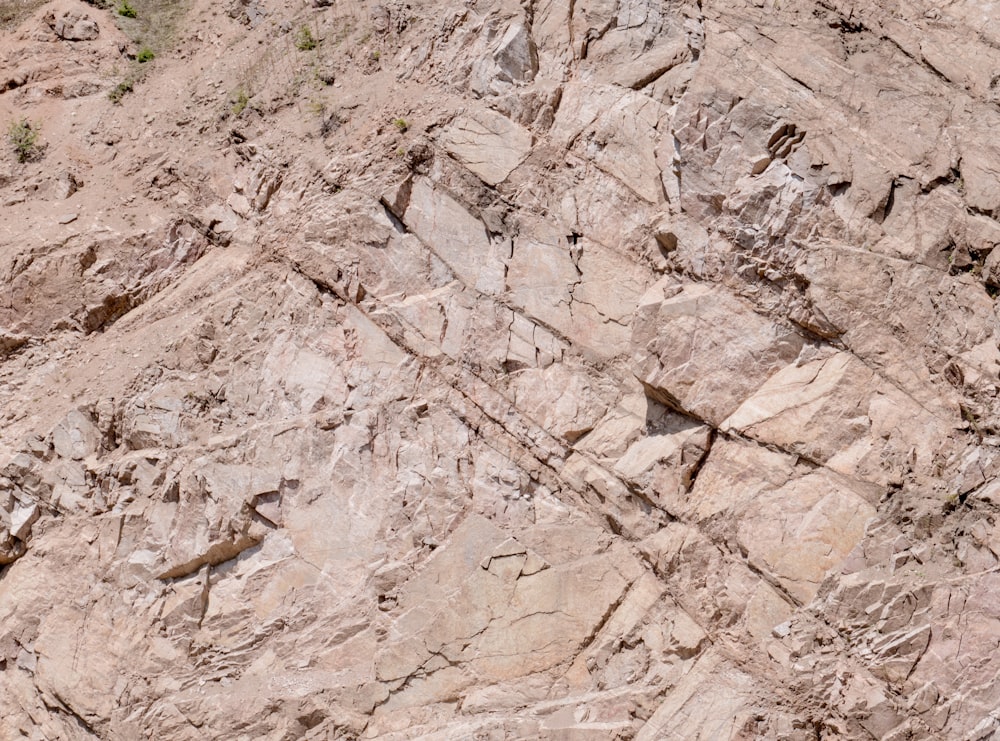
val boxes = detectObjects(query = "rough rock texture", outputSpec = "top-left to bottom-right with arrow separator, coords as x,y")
2,0 -> 1000,738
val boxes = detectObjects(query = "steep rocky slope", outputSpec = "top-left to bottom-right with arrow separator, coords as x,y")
2,0 -> 1000,738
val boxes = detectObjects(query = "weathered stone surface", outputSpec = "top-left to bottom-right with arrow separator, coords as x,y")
493,23 -> 537,83
442,109 -> 532,186
401,176 -> 505,295
470,20 -> 539,96
614,420 -> 711,511
690,438 -> 878,604
44,3 -> 99,40
50,409 -> 101,460
2,0 -> 1000,738
633,281 -> 804,425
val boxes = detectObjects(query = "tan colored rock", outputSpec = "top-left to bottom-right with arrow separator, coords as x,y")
44,4 -> 99,41
691,438 -> 878,603
3,0 -> 1000,737
634,650 -> 759,741
442,109 -> 532,186
402,177 -> 506,296
633,280 -> 804,425
720,350 -> 954,486
613,421 -> 711,512
50,409 -> 101,460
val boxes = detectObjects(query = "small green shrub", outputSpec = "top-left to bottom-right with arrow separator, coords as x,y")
393,117 -> 409,133
7,119 -> 40,163
108,78 -> 134,104
116,0 -> 136,17
231,88 -> 249,116
136,46 -> 155,63
295,25 -> 317,51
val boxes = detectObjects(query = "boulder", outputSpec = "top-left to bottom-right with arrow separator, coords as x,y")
632,280 -> 803,425
45,7 -> 99,41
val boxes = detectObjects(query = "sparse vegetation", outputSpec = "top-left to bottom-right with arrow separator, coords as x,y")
136,46 -> 155,63
393,117 -> 409,133
116,0 -> 137,18
7,119 -> 41,163
108,77 -> 135,104
295,25 -> 317,51
231,88 -> 249,117
115,0 -> 188,65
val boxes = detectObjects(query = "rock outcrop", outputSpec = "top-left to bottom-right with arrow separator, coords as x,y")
2,0 -> 1000,738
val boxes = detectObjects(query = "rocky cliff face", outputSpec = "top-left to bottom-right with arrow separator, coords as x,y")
2,0 -> 1000,738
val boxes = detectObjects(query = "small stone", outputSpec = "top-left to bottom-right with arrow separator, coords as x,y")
51,171 -> 80,200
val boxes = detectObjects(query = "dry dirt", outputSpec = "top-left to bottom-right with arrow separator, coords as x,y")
2,0 -> 1000,738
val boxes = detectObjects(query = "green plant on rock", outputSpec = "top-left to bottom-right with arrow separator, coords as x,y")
295,25 -> 317,51
136,46 -> 155,63
231,88 -> 249,117
393,117 -> 409,133
7,119 -> 41,162
108,77 -> 134,104
116,0 -> 136,17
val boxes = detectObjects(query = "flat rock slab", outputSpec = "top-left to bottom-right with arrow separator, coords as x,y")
443,109 -> 533,186
632,280 -> 804,426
